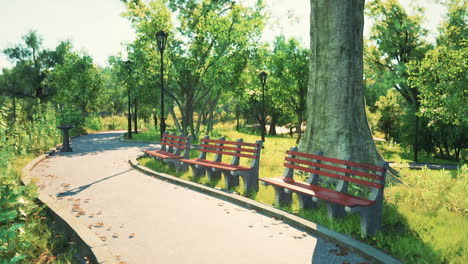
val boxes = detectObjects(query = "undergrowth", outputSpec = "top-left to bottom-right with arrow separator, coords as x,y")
1,103 -> 78,263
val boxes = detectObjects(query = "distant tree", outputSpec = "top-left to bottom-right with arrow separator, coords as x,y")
3,31 -> 70,101
366,0 -> 432,162
374,89 -> 403,141
122,0 -> 265,138
269,36 -> 308,143
49,52 -> 104,121
407,1 -> 467,160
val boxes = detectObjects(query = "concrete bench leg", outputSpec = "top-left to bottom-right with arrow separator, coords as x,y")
175,161 -> 189,172
189,165 -> 206,179
327,203 -> 346,219
298,194 -> 317,210
273,186 -> 292,207
207,169 -> 221,182
360,202 -> 382,237
165,159 -> 188,173
239,173 -> 258,194
223,171 -> 239,190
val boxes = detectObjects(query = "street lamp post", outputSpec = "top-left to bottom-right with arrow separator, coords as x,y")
259,71 -> 267,143
156,30 -> 168,140
125,60 -> 132,139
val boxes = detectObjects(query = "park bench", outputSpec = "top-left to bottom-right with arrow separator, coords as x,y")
180,136 -> 263,194
260,147 -> 388,237
144,132 -> 192,172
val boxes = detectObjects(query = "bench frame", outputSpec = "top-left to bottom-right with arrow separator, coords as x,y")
180,136 -> 263,194
260,146 -> 388,237
144,132 -> 192,172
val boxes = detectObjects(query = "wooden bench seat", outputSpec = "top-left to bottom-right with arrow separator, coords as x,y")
144,150 -> 182,160
180,136 -> 263,194
181,159 -> 252,171
260,177 -> 375,207
144,132 -> 192,172
260,147 -> 388,237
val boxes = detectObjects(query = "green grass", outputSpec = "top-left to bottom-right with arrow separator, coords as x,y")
138,123 -> 467,264
376,140 -> 463,165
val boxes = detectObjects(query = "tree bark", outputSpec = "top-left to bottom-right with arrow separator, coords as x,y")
134,97 -> 138,134
296,112 -> 303,144
300,0 -> 381,164
268,114 -> 277,136
153,111 -> 158,130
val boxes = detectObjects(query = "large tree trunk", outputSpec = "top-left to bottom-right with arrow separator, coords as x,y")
300,0 -> 381,165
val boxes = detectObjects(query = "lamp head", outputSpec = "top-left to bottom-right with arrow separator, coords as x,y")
259,71 -> 267,86
156,30 -> 169,52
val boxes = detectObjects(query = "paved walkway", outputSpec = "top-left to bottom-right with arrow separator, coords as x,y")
30,131 -> 370,264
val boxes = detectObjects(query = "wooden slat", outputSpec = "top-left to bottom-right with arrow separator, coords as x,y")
199,148 -> 258,159
162,142 -> 186,150
198,144 -> 257,153
287,150 -> 385,172
201,138 -> 259,147
166,138 -> 188,145
179,158 -> 252,171
260,177 -> 375,207
165,134 -> 188,140
284,163 -> 383,189
285,157 -> 384,181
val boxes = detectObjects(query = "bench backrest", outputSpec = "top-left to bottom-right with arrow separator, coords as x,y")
198,136 -> 263,169
161,132 -> 192,158
283,147 -> 387,199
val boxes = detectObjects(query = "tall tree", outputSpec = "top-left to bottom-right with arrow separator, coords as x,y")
269,36 -> 308,143
165,0 -> 264,137
3,31 -> 69,101
300,0 -> 381,165
49,52 -> 104,118
366,0 -> 431,161
407,0 -> 467,160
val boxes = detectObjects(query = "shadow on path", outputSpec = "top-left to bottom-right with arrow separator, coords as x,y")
57,169 -> 133,197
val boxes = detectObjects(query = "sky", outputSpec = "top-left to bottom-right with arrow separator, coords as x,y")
0,0 -> 447,70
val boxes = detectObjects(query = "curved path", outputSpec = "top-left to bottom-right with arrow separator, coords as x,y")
30,131 -> 369,264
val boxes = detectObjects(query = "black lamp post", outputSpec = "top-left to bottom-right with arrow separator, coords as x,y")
156,30 -> 168,139
125,60 -> 132,139
259,71 -> 267,143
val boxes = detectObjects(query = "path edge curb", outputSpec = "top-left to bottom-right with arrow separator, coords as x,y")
21,149 -> 117,264
129,157 -> 403,264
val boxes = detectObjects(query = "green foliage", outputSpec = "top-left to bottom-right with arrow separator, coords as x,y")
374,89 -> 403,141
49,52 -> 104,119
409,44 -> 467,127
0,101 -> 76,263
2,31 -> 70,101
437,0 -> 468,48
268,36 -> 308,142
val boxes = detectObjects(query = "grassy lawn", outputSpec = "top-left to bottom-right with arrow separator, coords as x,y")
136,123 -> 467,264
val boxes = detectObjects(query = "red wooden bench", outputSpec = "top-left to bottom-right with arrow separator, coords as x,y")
180,136 -> 263,194
260,146 -> 388,237
144,132 -> 192,172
